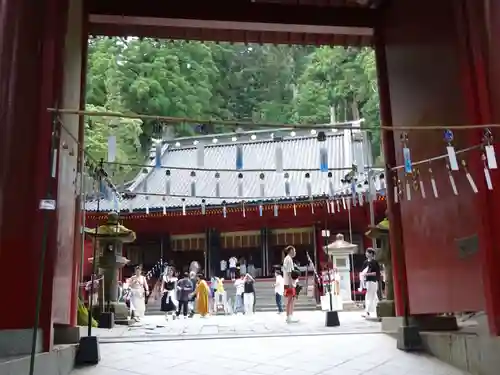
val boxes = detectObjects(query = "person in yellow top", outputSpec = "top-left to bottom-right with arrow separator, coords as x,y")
213,277 -> 229,314
193,274 -> 209,317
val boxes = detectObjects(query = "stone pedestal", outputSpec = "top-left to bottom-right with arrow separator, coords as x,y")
85,212 -> 136,327
324,234 -> 357,303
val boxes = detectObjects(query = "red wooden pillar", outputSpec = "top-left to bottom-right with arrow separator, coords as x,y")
374,32 -> 409,317
454,0 -> 500,335
0,0 -> 71,352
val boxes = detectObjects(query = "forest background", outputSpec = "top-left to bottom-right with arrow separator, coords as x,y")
85,37 -> 381,183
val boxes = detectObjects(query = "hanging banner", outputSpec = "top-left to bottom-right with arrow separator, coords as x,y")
107,136 -> 117,163
155,141 -> 162,169
275,143 -> 283,173
196,142 -> 205,167
236,145 -> 243,170
318,131 -> 328,172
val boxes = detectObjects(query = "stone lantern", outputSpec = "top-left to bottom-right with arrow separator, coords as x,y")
365,218 -> 395,317
85,212 -> 135,326
324,233 -> 357,302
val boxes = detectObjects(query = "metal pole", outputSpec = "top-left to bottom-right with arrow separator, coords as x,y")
368,169 -> 376,247
79,150 -> 86,298
87,161 -> 103,337
347,200 -> 356,303
29,114 -> 59,375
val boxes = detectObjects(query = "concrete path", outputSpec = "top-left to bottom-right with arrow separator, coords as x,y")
81,311 -> 381,342
71,333 -> 470,375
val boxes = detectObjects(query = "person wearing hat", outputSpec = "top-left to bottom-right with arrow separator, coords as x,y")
362,248 -> 381,318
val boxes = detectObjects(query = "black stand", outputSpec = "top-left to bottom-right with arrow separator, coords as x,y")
325,310 -> 340,327
98,312 -> 115,329
75,336 -> 101,366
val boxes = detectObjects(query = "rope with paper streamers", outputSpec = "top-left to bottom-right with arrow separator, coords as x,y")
47,107 -> 500,132
389,128 -> 497,204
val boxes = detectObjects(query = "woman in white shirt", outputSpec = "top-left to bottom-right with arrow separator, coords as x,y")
274,270 -> 284,313
228,256 -> 238,280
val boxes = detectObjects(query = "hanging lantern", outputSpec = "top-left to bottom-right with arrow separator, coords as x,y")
215,172 -> 221,197
165,169 -> 171,196
259,173 -> 265,197
284,172 -> 291,196
305,173 -> 312,197
201,199 -> 206,215
237,173 -> 244,197
328,172 -> 334,197
318,131 -> 328,172
222,200 -> 227,218
181,198 -> 186,216
190,171 -> 197,197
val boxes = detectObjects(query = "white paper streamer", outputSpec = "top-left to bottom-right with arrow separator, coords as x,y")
182,199 -> 186,216
466,172 -> 478,193
419,180 -> 426,199
431,176 -> 438,198
485,145 -> 497,169
448,173 -> 458,195
484,168 -> 493,190
242,202 -> 246,218
447,146 -> 459,171
330,200 -> 335,214
162,197 -> 166,215
406,181 -> 411,201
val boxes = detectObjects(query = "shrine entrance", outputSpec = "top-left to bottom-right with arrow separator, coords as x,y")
1,2 -> 500,374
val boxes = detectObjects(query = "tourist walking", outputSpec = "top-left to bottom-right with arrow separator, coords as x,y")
161,267 -> 178,320
220,259 -> 227,278
243,273 -> 256,315
128,266 -> 149,322
362,248 -> 381,318
283,246 -> 299,323
176,272 -> 194,318
274,270 -> 284,313
193,274 -> 210,317
233,274 -> 245,314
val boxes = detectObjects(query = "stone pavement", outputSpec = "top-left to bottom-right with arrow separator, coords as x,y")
82,311 -> 382,342
71,333 -> 470,375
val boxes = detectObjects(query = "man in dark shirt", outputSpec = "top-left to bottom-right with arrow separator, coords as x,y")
176,272 -> 194,318
362,248 -> 381,318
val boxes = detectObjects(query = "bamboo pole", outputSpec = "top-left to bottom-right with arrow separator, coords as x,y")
47,107 -> 500,131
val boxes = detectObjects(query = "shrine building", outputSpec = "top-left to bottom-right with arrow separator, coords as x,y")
85,127 -> 387,287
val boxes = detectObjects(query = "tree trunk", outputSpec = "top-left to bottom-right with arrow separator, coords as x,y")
351,100 -> 360,121
329,104 -> 336,124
